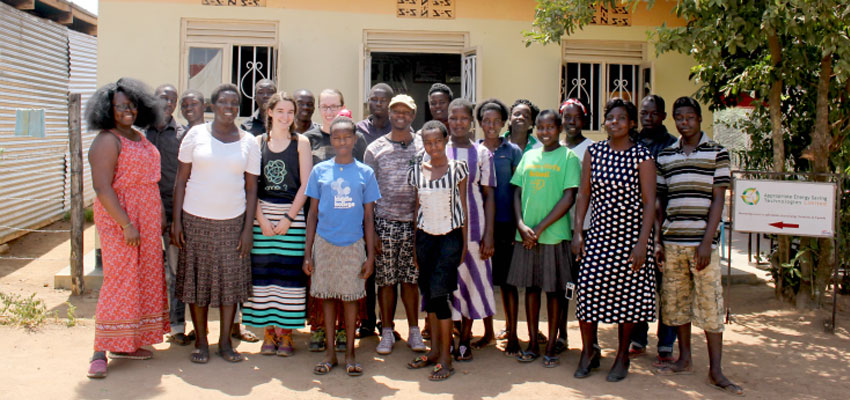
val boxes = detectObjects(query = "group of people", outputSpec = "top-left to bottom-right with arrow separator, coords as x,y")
83,77 -> 742,395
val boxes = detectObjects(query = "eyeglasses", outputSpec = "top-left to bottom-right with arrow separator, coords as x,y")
319,105 -> 342,112
113,103 -> 137,112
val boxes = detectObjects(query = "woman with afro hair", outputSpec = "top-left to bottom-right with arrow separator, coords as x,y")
85,78 -> 169,379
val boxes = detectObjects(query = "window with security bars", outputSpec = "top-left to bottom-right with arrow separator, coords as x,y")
560,62 -> 652,132
181,19 -> 279,117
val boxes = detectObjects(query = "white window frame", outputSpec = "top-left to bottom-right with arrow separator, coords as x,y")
560,40 -> 653,134
360,30 -> 478,119
179,19 -> 279,117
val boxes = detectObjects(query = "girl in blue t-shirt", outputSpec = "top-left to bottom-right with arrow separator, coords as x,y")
303,116 -> 380,377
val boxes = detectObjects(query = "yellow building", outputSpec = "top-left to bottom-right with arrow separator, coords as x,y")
97,0 -> 707,139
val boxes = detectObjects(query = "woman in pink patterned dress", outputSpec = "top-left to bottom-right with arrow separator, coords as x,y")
85,78 -> 169,378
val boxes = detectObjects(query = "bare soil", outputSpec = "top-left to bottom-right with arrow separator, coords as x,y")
1,221 -> 848,399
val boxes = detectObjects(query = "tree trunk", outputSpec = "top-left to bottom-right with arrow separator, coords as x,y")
810,54 -> 835,306
767,30 -> 790,300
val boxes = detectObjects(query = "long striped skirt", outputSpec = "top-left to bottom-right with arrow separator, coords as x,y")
242,200 -> 308,329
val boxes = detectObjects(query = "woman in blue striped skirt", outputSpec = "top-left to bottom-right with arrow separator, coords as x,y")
242,92 -> 313,356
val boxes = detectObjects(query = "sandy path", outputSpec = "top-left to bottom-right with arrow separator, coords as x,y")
1,222 -> 848,399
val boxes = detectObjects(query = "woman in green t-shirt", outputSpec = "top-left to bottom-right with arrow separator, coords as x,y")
506,109 -> 581,367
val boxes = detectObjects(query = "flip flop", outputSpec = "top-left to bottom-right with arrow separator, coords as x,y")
190,348 -> 209,364
471,337 -> 494,349
109,348 -> 153,360
455,344 -> 473,362
706,378 -> 744,396
428,363 -> 455,381
553,338 -> 568,354
313,361 -> 337,375
517,350 -> 539,363
542,355 -> 560,368
345,363 -> 363,377
653,354 -> 676,367
86,359 -> 108,379
217,348 -> 245,363
407,355 -> 434,369
653,365 -> 694,376
496,329 -> 509,341
168,332 -> 193,346
629,346 -> 647,358
232,328 -> 260,343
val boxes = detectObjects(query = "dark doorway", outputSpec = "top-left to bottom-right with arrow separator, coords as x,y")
370,52 -> 461,129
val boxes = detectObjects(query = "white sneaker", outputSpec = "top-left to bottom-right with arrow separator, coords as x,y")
407,326 -> 427,353
376,328 -> 395,355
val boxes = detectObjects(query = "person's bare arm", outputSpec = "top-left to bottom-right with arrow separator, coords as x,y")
302,197 -> 319,276
361,202 -> 376,279
571,154 -> 592,258
274,136 -> 313,235
170,161 -> 191,248
237,172 -> 259,257
89,132 -> 139,246
532,188 -> 576,237
696,186 -> 726,270
479,185 -> 495,260
514,186 -> 537,249
460,177 -> 469,262
630,159 -> 657,271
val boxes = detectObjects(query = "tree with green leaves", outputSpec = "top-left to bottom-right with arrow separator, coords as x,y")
525,0 -> 850,307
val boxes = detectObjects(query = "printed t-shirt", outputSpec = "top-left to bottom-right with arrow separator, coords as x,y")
363,134 -> 423,222
510,146 -> 581,244
305,158 -> 381,246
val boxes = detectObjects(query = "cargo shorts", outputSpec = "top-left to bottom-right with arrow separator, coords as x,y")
660,244 -> 725,333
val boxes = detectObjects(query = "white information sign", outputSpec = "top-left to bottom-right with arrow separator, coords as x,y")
733,179 -> 836,238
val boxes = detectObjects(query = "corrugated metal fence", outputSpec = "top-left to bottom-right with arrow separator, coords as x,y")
0,2 -> 97,244
67,29 -> 98,207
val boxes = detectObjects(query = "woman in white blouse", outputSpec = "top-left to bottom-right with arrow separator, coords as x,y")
171,83 -> 261,364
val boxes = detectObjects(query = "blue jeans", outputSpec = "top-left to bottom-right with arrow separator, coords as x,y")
164,234 -> 186,334
631,268 -> 677,353
630,321 -> 677,354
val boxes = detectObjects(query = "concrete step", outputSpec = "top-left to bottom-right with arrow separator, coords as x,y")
54,250 -> 102,290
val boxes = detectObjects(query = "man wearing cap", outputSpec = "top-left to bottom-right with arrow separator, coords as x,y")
363,94 -> 426,355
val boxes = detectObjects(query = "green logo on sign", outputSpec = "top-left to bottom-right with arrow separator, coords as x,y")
741,188 -> 760,205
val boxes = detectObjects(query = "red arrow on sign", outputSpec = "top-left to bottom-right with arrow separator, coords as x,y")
769,221 -> 800,229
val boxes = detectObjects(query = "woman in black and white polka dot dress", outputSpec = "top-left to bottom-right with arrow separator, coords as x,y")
571,98 -> 657,382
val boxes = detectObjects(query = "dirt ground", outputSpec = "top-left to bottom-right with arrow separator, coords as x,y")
1,221 -> 848,400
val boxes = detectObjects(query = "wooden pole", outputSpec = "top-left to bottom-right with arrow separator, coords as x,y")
68,93 -> 85,296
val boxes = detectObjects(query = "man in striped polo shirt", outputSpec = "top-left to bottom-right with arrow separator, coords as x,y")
653,97 -> 742,396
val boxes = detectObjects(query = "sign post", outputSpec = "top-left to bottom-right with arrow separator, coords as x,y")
730,171 -> 843,332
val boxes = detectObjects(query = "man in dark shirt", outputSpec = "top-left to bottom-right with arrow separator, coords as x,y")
293,89 -> 320,134
356,83 -> 394,145
240,79 -> 277,136
638,95 -> 678,158
145,84 -> 191,345
629,94 -> 678,363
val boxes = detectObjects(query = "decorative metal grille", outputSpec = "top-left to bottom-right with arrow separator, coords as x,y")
461,52 -> 476,103
231,45 -> 277,117
561,62 -> 641,131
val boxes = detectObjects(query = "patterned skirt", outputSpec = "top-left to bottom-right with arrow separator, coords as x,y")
176,212 -> 252,308
242,201 -> 308,329
310,235 -> 367,301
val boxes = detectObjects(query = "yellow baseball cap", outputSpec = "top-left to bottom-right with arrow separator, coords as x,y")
389,94 -> 417,112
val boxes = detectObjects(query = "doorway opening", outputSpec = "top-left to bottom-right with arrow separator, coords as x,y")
370,52 -> 461,129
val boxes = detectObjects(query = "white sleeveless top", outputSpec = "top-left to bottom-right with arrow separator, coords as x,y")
407,159 -> 469,235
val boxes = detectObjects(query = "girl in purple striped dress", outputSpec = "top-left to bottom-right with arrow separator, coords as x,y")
444,98 -> 496,361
